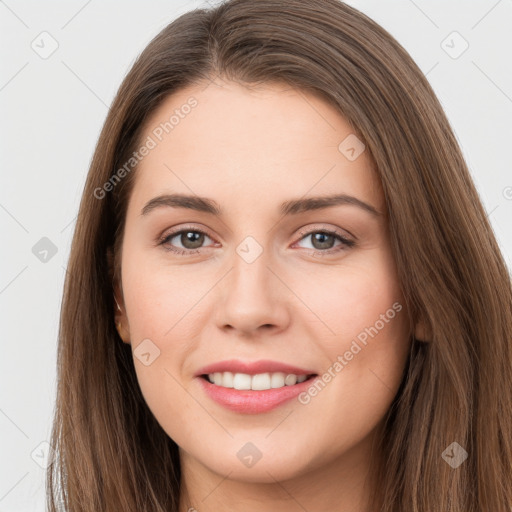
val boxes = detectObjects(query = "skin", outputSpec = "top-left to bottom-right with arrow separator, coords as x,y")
114,78 -> 424,512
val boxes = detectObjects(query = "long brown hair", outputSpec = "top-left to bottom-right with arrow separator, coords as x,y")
47,0 -> 512,510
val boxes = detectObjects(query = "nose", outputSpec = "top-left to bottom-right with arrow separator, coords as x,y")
214,248 -> 291,337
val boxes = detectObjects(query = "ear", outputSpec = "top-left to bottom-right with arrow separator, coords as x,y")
108,246 -> 131,345
113,283 -> 131,345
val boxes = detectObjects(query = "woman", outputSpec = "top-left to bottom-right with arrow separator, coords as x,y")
47,0 -> 512,510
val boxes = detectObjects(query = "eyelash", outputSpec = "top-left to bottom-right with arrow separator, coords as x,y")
157,225 -> 355,257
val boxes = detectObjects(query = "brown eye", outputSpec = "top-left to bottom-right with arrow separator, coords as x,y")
172,231 -> 205,250
310,232 -> 337,250
295,228 -> 355,254
159,227 -> 215,255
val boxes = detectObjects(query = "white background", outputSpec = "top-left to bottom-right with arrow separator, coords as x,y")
1,1 -> 511,510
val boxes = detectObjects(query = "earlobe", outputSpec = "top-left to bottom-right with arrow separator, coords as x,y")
108,246 -> 130,343
113,280 -> 130,344
115,314 -> 131,344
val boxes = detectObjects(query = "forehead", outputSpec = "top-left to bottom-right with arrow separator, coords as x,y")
128,79 -> 384,216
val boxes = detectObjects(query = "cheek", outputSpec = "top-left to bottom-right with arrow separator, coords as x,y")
122,270 -> 203,443
119,253 -> 200,428
301,251 -> 410,415
332,274 -> 405,346
121,246 -> 204,343
306,248 -> 406,345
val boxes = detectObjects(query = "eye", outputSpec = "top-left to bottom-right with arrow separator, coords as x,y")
294,227 -> 355,254
158,226 -> 216,255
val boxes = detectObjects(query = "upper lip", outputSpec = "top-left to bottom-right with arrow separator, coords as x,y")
195,359 -> 317,377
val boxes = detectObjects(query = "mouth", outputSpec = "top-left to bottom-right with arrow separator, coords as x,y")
200,371 -> 317,390
197,371 -> 319,414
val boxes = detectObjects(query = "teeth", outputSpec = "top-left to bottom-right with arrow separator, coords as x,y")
207,372 -> 310,390
221,371 -> 234,388
233,373 -> 252,390
252,373 -> 271,390
271,372 -> 285,388
285,374 -> 297,385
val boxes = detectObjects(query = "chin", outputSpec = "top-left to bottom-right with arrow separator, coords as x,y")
183,438 -> 317,483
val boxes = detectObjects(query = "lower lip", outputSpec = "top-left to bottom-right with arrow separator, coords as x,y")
197,375 -> 318,414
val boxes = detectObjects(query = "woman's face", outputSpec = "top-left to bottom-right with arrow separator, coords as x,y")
115,78 -> 411,483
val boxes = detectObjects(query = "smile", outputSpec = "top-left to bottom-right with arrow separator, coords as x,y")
204,371 -> 311,390
195,359 -> 319,413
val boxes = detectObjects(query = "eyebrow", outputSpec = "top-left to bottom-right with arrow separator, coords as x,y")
140,193 -> 382,218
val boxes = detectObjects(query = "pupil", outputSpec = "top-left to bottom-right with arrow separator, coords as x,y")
313,233 -> 333,249
183,231 -> 203,249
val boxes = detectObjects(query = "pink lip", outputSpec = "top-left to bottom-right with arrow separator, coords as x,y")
194,359 -> 318,414
195,359 -> 315,377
